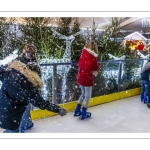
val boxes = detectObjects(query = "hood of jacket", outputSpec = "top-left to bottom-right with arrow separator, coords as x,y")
83,47 -> 98,58
8,61 -> 43,88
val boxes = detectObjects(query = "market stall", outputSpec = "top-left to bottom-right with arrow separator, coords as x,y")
124,31 -> 147,51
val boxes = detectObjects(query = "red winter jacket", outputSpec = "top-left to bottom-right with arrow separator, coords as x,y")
77,48 -> 99,86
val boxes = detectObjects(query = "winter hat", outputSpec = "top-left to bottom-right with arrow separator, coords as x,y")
26,62 -> 41,77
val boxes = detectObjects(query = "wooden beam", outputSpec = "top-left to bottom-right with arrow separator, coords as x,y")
120,17 -> 142,28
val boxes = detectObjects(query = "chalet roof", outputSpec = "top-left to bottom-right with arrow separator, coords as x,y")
124,31 -> 147,41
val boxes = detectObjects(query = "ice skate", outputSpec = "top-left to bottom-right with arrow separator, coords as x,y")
81,107 -> 91,120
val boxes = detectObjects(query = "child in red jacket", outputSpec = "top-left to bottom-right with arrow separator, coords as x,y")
74,41 -> 99,120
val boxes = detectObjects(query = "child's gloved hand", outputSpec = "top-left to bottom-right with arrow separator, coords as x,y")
58,108 -> 67,116
93,71 -> 98,77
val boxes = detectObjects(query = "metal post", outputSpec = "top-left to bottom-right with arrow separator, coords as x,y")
118,61 -> 122,92
52,64 -> 57,104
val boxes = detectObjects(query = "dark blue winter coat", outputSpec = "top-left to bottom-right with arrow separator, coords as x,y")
141,62 -> 150,82
0,61 -> 61,130
141,68 -> 150,82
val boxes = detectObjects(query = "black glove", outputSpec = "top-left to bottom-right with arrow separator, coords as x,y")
58,108 -> 67,116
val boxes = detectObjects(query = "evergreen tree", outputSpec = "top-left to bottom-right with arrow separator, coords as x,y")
20,17 -> 54,59
54,17 -> 86,61
71,18 -> 85,61
55,17 -> 73,52
0,17 -> 7,59
57,17 -> 73,35
0,17 -> 20,59
97,17 -> 131,60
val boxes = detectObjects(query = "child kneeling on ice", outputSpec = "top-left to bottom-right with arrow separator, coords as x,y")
0,60 -> 67,133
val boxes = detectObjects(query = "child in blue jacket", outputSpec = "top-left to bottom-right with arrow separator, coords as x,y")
140,60 -> 150,103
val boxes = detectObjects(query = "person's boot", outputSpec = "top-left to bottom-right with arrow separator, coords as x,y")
143,95 -> 148,104
74,104 -> 82,116
140,93 -> 144,102
81,107 -> 91,120
147,98 -> 150,108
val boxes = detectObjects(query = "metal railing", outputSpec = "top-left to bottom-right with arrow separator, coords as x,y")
0,59 -> 145,105
40,58 -> 147,104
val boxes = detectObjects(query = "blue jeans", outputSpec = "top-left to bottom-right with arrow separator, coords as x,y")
3,103 -> 33,133
3,128 -> 19,133
140,80 -> 150,96
19,103 -> 33,132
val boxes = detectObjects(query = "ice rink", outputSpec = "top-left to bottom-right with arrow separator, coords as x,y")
1,95 -> 150,133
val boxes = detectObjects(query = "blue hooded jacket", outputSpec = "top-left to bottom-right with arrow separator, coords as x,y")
141,61 -> 150,82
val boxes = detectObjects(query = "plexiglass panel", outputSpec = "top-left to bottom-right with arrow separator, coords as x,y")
0,59 -> 144,105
